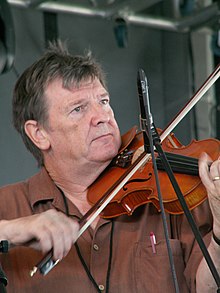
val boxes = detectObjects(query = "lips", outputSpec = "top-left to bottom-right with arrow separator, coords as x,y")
92,133 -> 113,142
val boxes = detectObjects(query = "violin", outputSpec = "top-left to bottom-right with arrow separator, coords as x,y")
87,126 -> 220,218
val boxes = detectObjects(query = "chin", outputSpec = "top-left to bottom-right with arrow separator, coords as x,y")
100,152 -> 117,162
91,148 -> 118,164
90,137 -> 121,162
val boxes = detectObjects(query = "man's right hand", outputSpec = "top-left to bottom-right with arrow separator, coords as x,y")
0,209 -> 79,260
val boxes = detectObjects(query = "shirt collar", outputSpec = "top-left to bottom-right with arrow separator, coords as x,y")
28,167 -> 79,216
28,167 -> 111,225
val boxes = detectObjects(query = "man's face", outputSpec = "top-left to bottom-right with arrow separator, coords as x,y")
43,78 -> 121,168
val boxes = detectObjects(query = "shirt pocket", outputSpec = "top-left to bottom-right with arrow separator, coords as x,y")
133,237 -> 188,293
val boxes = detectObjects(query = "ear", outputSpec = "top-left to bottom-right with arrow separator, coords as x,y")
24,120 -> 50,150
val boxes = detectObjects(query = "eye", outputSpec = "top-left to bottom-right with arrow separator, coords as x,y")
100,98 -> 110,105
71,103 -> 87,114
73,106 -> 82,113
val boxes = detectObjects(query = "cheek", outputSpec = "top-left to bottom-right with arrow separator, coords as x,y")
54,129 -> 89,159
112,121 -> 121,146
67,125 -> 89,151
49,123 -> 81,148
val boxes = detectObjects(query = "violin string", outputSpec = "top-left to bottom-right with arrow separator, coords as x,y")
156,152 -> 198,175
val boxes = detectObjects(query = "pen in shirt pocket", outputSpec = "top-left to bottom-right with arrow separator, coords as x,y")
150,232 -> 157,254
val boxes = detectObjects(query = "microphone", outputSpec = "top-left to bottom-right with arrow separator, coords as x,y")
137,68 -> 153,153
137,69 -> 161,151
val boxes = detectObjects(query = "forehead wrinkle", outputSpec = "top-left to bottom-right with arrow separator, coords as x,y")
46,78 -> 108,110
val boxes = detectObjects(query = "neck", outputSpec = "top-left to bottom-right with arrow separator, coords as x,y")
45,157 -> 110,189
44,159 -> 110,217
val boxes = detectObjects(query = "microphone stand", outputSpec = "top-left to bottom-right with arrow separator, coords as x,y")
138,69 -> 220,292
138,70 -> 180,293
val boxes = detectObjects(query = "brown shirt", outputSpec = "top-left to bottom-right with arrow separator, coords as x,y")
0,168 -> 212,293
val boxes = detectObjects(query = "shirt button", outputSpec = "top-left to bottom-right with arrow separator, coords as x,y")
99,284 -> 105,291
93,244 -> 99,251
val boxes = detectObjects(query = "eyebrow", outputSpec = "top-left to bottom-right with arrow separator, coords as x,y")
100,92 -> 110,98
63,91 -> 110,111
63,99 -> 83,113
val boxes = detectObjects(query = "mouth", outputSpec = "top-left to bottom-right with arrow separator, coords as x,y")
92,133 -> 113,142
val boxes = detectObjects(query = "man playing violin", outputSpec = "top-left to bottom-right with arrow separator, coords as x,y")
0,41 -> 218,292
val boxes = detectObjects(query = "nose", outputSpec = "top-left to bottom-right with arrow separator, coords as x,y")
90,103 -> 111,126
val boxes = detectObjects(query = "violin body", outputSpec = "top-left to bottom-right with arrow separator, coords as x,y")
87,127 -> 220,218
